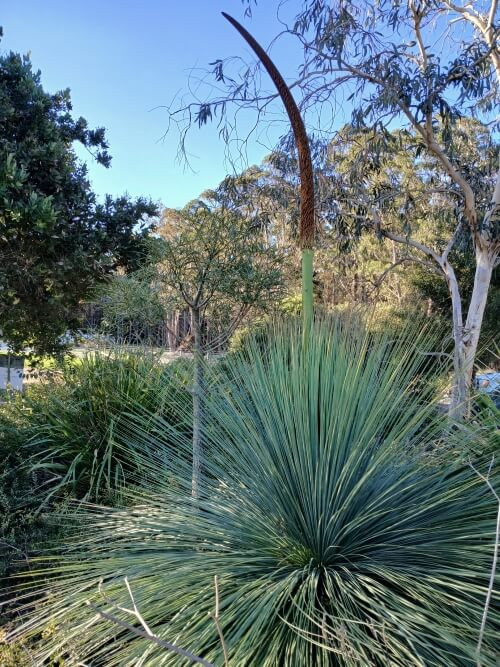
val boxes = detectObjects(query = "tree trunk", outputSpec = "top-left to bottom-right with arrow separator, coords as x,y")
447,248 -> 495,419
445,263 -> 467,419
463,249 -> 495,386
191,306 -> 204,499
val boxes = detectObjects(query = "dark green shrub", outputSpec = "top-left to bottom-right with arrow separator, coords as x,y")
0,396 -> 40,579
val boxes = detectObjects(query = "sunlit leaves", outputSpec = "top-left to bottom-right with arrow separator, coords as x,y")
0,49 -> 158,354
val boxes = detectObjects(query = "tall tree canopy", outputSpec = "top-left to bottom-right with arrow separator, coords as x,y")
0,41 -> 158,355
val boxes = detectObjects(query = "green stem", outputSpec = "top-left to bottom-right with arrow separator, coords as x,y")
302,248 -> 314,337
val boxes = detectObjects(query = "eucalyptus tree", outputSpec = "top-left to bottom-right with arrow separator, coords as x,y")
323,121 -> 499,327
171,0 -> 499,417
202,164 -> 297,249
154,198 -> 284,495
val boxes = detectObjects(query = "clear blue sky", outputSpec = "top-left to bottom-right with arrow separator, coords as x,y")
2,1 -> 306,209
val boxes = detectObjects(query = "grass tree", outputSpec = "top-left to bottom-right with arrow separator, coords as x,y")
155,199 -> 283,495
9,319 -> 499,665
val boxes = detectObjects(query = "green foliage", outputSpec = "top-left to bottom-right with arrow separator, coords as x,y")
280,292 -> 303,315
0,640 -> 28,666
95,272 -> 166,343
228,317 -> 269,354
229,295 -> 302,354
156,199 -> 285,346
24,352 -> 192,501
0,48 -> 158,355
204,3 -> 498,145
464,348 -> 500,463
0,395 -> 39,579
0,391 -> 68,590
10,320 -> 498,665
469,394 -> 500,461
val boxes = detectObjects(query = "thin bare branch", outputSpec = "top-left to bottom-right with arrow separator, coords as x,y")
368,258 -> 410,292
86,601 -> 215,667
123,576 -> 153,636
442,221 -> 463,263
468,456 -> 500,666
371,208 -> 444,267
208,575 -> 229,667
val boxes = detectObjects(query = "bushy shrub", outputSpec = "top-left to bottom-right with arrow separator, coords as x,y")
23,351 -> 192,502
0,393 -> 66,632
9,319 -> 499,666
0,640 -> 28,667
0,396 -> 39,579
463,394 -> 500,464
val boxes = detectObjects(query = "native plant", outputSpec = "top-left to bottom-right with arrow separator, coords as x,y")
222,13 -> 316,336
154,199 -> 284,496
10,319 -> 499,665
24,351 -> 191,501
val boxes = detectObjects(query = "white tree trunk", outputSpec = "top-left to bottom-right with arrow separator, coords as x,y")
445,263 -> 467,419
448,248 -> 495,418
463,249 -> 495,385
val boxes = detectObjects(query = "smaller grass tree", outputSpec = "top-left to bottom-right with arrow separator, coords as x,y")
154,198 -> 284,496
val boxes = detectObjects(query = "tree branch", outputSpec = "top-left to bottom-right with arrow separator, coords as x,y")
410,0 -> 433,137
468,456 -> 500,667
87,578 -> 215,666
339,60 -> 479,232
374,225 -> 443,268
442,221 -> 463,263
442,0 -> 500,85
86,604 -> 214,666
410,1 -> 429,71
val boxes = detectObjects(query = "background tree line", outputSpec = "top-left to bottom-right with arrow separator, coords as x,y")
98,122 -> 498,370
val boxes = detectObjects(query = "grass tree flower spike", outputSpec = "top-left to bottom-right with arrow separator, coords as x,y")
222,12 -> 315,335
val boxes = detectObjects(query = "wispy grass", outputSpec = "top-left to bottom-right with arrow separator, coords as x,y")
24,350 -> 192,502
